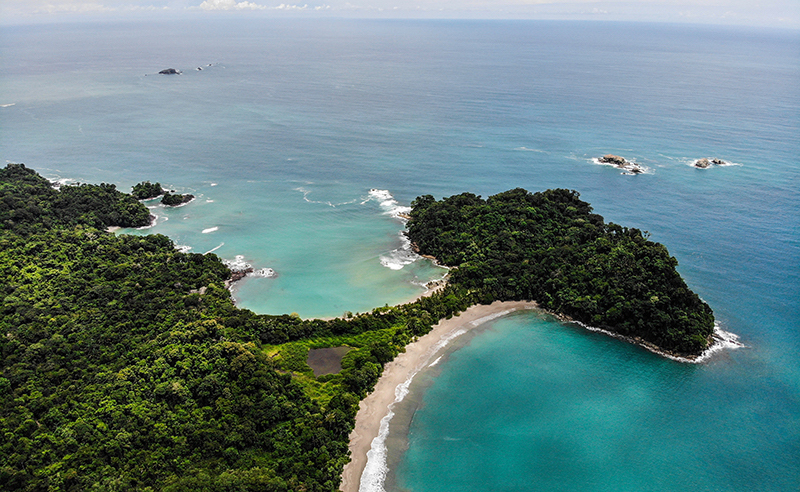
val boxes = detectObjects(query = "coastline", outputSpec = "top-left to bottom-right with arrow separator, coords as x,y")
339,300 -> 539,492
339,296 -> 742,492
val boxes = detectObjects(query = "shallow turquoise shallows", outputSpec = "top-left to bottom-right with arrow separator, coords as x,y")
1,19 -> 797,491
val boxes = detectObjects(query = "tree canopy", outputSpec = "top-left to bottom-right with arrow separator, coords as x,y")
406,188 -> 714,355
0,164 -> 476,491
0,166 -> 714,491
132,181 -> 165,200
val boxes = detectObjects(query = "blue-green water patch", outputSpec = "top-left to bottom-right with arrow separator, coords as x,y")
392,311 -> 797,492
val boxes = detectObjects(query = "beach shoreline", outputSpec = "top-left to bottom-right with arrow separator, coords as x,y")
338,296 -> 742,491
339,299 -> 539,492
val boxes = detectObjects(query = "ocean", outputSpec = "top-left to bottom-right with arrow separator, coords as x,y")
1,18 -> 798,491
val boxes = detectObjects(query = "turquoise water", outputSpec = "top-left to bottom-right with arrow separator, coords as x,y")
392,313 -> 796,491
1,19 -> 798,491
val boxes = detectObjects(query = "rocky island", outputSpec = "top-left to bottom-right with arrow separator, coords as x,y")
132,181 -> 194,206
597,154 -> 645,174
161,192 -> 195,206
693,157 -> 728,168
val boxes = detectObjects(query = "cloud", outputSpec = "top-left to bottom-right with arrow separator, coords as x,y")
195,1 -> 331,11
0,0 -> 795,27
197,0 -> 268,10
31,2 -> 113,14
0,0 -> 174,16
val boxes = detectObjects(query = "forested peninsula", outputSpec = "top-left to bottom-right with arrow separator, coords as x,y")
1,164 -> 714,491
406,189 -> 715,355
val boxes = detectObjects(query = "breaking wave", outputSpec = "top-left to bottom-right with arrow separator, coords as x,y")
359,326 -> 470,492
575,319 -> 743,363
223,254 -> 250,271
205,242 -> 224,254
295,186 -> 358,208
364,188 -> 412,220
222,255 -> 277,278
590,157 -> 652,175
379,232 -> 420,271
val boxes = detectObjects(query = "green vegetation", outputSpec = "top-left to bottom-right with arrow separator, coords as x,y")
407,188 -> 715,355
0,165 -> 714,491
132,181 -> 165,200
1,164 -> 152,233
0,164 -> 474,491
161,193 -> 195,207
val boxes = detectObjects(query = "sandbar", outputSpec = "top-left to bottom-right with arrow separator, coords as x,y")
339,299 -> 538,492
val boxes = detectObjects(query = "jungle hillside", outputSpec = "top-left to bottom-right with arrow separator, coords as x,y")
1,164 -> 713,491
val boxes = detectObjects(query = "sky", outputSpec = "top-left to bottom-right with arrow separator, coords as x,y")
0,0 -> 798,27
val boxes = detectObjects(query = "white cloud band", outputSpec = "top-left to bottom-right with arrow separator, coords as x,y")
198,0 -> 267,10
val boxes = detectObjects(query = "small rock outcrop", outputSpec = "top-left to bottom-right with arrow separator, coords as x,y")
693,157 -> 728,169
159,68 -> 181,75
598,154 -> 627,166
597,154 -> 644,174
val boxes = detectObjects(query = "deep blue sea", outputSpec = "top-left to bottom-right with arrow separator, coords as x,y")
1,19 -> 798,491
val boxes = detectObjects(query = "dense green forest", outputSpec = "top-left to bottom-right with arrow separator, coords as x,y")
131,181 -> 164,200
131,180 -> 194,206
161,193 -> 195,207
0,164 -> 475,491
406,188 -> 715,354
1,165 -> 713,491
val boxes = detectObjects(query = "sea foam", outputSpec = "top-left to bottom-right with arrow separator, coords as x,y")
221,255 -> 277,278
693,323 -> 745,363
365,189 -> 412,220
686,158 -> 743,169
251,267 -> 277,278
575,319 -> 743,363
590,157 -> 651,175
379,232 -> 420,271
50,177 -> 77,189
205,242 -> 224,254
136,213 -> 160,230
223,255 -> 251,271
365,189 -> 422,271
296,186 -> 358,208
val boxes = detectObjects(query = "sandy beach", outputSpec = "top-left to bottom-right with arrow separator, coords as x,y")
339,299 -> 539,492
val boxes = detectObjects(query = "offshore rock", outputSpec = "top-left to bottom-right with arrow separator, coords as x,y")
599,154 -> 628,166
694,157 -> 727,168
598,154 -> 644,174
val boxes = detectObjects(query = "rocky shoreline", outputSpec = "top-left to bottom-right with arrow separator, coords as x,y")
223,257 -> 277,290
